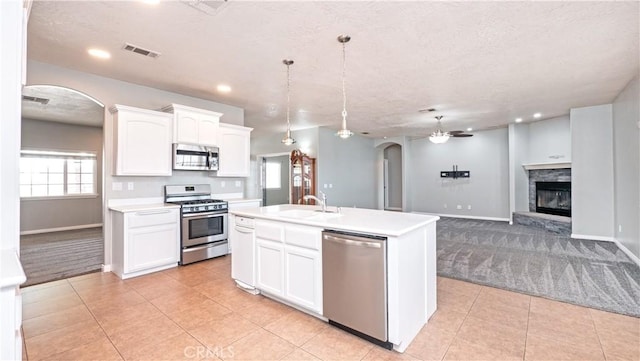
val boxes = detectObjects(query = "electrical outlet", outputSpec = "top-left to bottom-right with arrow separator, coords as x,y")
329,184 -> 333,188
456,205 -> 462,210
467,205 -> 472,210
220,181 -> 225,188
112,182 -> 122,191
324,184 -> 328,189
127,182 -> 134,191
443,204 -> 447,209
235,181 -> 241,187
619,225 -> 622,233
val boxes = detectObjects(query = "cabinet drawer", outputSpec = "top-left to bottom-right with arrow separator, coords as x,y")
127,209 -> 178,228
285,225 -> 321,250
255,220 -> 284,242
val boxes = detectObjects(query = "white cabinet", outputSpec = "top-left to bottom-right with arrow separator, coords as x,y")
217,123 -> 252,177
111,105 -> 173,176
254,220 -> 322,314
111,207 -> 180,279
163,104 -> 222,146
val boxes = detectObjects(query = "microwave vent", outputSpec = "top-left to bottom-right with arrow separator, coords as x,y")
123,43 -> 161,59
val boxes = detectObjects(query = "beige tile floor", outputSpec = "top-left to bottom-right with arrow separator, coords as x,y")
21,256 -> 639,361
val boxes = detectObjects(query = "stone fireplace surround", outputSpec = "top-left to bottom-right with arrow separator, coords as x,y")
512,168 -> 572,235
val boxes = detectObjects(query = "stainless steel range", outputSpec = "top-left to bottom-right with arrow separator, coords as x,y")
165,184 -> 228,265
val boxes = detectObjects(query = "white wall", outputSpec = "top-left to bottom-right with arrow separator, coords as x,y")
508,123 -> 530,218
570,104 -> 614,240
528,115 -> 571,163
21,119 -> 103,232
317,127 -> 377,209
411,127 -> 510,220
612,76 -> 639,259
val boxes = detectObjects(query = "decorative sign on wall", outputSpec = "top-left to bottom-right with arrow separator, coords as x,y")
440,165 -> 470,179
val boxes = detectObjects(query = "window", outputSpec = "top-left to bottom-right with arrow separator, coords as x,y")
265,162 -> 281,189
20,149 -> 97,198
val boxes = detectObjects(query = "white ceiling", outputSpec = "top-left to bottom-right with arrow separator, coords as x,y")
27,1 -> 639,138
22,85 -> 104,127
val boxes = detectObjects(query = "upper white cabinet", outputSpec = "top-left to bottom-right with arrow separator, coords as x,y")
162,104 -> 222,146
110,105 -> 173,176
217,123 -> 252,177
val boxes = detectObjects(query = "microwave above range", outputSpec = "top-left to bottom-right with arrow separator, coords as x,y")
173,143 -> 219,171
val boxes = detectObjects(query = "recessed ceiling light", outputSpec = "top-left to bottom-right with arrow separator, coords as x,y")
216,84 -> 231,93
88,48 -> 111,59
533,113 -> 542,119
515,117 -> 523,123
466,127 -> 473,132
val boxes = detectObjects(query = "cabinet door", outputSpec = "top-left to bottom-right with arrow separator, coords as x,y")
174,111 -> 199,144
126,223 -> 179,273
113,106 -> 172,176
256,238 -> 284,296
198,115 -> 220,146
217,124 -> 252,177
284,245 -> 322,313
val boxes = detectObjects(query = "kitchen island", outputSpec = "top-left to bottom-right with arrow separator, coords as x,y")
229,204 -> 439,353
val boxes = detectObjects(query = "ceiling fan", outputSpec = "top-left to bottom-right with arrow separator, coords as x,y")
429,116 -> 473,144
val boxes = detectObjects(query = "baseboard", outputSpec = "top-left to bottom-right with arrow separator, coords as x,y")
613,239 -> 640,267
101,264 -> 112,272
412,212 -> 510,222
20,223 -> 103,235
571,233 -> 615,242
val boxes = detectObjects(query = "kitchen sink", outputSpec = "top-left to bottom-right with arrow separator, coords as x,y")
277,209 -> 342,220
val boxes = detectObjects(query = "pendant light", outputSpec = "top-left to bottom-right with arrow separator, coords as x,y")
429,116 -> 450,144
336,35 -> 354,139
281,59 -> 296,146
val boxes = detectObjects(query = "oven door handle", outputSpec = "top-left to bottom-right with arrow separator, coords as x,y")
182,211 -> 227,218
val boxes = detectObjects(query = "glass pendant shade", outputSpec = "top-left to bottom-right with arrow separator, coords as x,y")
429,116 -> 450,144
335,35 -> 353,139
281,59 -> 296,146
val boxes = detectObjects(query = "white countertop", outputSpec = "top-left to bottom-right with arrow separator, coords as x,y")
108,203 -> 180,213
230,204 -> 439,237
1,250 -> 26,288
225,198 -> 262,204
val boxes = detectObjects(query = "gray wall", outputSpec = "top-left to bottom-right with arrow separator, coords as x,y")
21,118 -> 103,232
411,127 -> 510,219
384,144 -> 402,209
264,155 -> 290,206
248,127 -> 319,199
317,127 -> 377,209
528,115 -> 571,163
570,104 -> 614,239
612,76 -> 639,258
509,123 -> 530,215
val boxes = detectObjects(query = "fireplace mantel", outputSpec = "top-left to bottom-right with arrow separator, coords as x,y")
522,162 -> 571,170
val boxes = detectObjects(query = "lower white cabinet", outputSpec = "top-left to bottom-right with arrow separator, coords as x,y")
111,207 -> 180,279
254,220 -> 322,314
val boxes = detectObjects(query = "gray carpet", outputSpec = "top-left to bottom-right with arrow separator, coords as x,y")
437,217 -> 640,317
20,227 -> 103,287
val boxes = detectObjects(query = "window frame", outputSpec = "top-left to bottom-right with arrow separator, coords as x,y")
19,148 -> 99,200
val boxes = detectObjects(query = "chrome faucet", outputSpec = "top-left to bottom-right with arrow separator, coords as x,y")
303,191 -> 327,212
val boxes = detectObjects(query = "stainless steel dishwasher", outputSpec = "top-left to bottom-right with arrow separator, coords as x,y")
322,230 -> 392,349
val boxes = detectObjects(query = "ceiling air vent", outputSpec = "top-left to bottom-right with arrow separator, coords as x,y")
22,95 -> 50,105
180,0 -> 228,15
122,43 -> 161,59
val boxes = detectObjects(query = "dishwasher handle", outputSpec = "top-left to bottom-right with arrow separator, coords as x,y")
234,225 -> 254,234
323,234 -> 382,248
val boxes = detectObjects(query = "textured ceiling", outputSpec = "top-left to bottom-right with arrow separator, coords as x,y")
22,85 -> 104,127
27,1 -> 639,138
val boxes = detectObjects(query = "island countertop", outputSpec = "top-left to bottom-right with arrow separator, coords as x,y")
229,204 -> 439,237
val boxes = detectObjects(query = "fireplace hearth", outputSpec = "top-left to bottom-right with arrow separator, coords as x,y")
536,181 -> 571,217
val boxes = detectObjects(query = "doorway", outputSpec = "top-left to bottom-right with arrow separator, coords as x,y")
383,144 -> 403,211
261,153 -> 291,206
20,85 -> 105,286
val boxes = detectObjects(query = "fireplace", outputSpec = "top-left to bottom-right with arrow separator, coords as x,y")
536,182 -> 571,217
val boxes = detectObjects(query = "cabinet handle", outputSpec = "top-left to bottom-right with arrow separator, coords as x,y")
234,226 -> 254,234
323,235 -> 382,248
135,209 -> 172,216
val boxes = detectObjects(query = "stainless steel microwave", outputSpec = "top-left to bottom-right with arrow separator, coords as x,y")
173,143 -> 219,171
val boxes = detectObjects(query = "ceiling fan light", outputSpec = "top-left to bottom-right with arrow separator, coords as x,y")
429,131 -> 450,144
336,128 -> 354,139
282,135 -> 296,146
